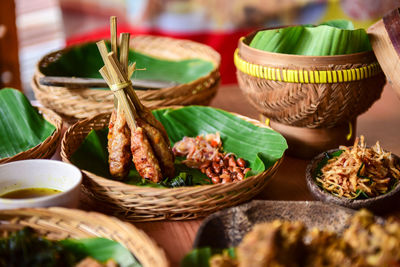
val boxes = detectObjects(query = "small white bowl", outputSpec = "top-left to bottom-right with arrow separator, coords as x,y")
0,159 -> 82,209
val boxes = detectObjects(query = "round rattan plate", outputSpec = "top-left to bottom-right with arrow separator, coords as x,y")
61,111 -> 283,222
33,35 -> 221,121
0,207 -> 168,267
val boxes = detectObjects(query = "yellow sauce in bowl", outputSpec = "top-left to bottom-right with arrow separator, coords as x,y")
0,188 -> 62,199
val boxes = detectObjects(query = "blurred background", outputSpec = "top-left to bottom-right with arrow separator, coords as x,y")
1,0 -> 400,98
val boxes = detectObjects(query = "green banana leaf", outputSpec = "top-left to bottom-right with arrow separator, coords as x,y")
0,227 -> 140,267
40,42 -> 215,85
181,247 -> 236,267
0,88 -> 56,159
319,19 -> 354,29
249,20 -> 371,56
61,238 -> 140,267
71,106 -> 287,187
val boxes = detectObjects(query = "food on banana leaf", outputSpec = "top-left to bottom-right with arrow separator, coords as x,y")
70,106 -> 287,188
183,210 -> 400,267
315,136 -> 400,199
173,132 -> 251,184
0,88 -> 55,159
250,19 -> 372,56
0,227 -> 138,267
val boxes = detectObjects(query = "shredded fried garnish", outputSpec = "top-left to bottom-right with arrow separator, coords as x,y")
317,136 -> 400,199
172,132 -> 222,168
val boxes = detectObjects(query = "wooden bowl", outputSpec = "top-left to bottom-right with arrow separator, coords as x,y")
306,148 -> 400,212
235,29 -> 386,128
368,8 -> 400,98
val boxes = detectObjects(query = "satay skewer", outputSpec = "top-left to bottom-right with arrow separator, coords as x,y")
102,48 -> 175,178
108,20 -> 169,143
97,18 -> 175,182
124,82 -> 170,143
118,35 -> 175,178
100,62 -> 163,182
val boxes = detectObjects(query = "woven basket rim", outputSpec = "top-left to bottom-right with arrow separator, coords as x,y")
36,36 -> 221,91
0,207 -> 169,267
0,106 -> 63,163
77,157 -> 283,193
239,30 -> 378,64
61,107 -> 284,194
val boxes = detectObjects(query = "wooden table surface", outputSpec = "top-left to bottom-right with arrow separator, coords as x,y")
131,83 -> 400,266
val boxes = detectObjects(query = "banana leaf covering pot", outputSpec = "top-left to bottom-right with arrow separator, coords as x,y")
234,28 -> 386,158
235,30 -> 385,129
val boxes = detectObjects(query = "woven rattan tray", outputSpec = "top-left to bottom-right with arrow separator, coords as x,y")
0,207 -> 168,266
32,35 -> 220,121
0,106 -> 63,163
235,30 -> 386,128
61,112 -> 283,222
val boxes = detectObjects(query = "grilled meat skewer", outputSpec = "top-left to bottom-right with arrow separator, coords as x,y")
125,86 -> 170,144
137,118 -> 175,178
108,108 -> 132,178
131,127 -> 163,182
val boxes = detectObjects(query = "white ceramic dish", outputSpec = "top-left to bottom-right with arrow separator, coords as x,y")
0,159 -> 82,209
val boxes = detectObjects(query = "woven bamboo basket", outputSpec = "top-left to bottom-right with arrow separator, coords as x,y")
235,31 -> 386,128
32,35 -> 220,120
0,207 -> 168,267
60,112 -> 283,222
0,107 -> 63,163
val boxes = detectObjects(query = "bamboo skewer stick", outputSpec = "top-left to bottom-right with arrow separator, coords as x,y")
98,39 -> 119,108
128,62 -> 136,78
107,53 -> 127,83
119,33 -> 130,74
106,44 -> 145,114
117,34 -> 140,123
99,58 -> 137,130
98,33 -> 156,123
110,17 -> 118,108
98,40 -> 135,115
110,16 -> 118,56
38,76 -> 177,89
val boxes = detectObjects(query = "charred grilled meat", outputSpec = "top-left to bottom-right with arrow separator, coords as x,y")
108,109 -> 132,178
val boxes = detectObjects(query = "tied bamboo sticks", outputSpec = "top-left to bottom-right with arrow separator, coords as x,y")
97,16 -> 175,182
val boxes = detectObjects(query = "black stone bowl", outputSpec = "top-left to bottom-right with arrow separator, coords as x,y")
193,200 -> 367,249
306,148 -> 400,213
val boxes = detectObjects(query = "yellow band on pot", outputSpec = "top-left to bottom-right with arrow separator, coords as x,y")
234,49 -> 382,84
